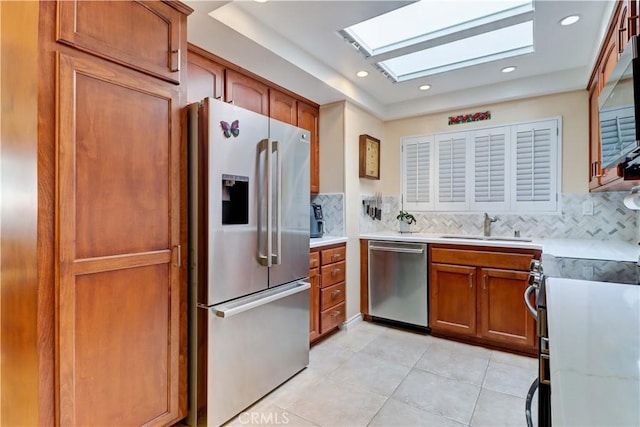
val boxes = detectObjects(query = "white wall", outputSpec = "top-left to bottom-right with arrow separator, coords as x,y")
385,90 -> 589,194
318,100 -> 385,320
318,102 -> 345,193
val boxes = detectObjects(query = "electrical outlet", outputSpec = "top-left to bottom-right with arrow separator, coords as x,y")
383,203 -> 390,214
582,200 -> 594,216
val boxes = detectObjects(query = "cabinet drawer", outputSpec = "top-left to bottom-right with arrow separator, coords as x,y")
321,246 -> 345,265
310,251 -> 320,269
321,261 -> 345,287
431,247 -> 534,271
320,302 -> 345,334
320,282 -> 345,311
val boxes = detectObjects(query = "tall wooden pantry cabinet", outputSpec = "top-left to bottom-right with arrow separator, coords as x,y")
1,1 -> 192,425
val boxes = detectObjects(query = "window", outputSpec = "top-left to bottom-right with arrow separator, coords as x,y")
340,0 -> 534,82
401,118 -> 560,213
402,135 -> 434,211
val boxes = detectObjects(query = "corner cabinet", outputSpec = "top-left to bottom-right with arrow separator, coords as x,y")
429,245 -> 540,356
186,45 -> 320,193
588,0 -> 640,191
309,244 -> 346,343
0,1 -> 191,425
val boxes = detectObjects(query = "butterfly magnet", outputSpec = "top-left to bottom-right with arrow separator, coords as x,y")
220,120 -> 240,138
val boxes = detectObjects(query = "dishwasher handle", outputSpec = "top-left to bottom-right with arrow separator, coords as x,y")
369,245 -> 424,254
213,281 -> 310,318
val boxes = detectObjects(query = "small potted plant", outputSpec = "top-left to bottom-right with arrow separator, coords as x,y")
396,210 -> 416,233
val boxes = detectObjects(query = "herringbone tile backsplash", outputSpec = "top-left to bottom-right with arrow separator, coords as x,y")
311,193 -> 345,236
360,192 -> 638,242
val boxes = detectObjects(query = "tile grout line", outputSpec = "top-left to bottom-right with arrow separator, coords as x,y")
364,328 -> 429,427
467,351 -> 493,426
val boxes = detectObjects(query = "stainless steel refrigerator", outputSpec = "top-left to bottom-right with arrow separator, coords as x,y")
187,98 -> 310,426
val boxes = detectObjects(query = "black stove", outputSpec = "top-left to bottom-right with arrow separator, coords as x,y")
541,253 -> 640,285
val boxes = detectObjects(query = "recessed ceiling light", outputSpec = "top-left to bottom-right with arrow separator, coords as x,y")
419,84 -> 431,91
501,66 -> 516,73
254,0 -> 268,3
356,70 -> 369,78
560,15 -> 580,26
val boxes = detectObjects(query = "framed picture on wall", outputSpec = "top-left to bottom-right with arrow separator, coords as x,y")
359,134 -> 380,180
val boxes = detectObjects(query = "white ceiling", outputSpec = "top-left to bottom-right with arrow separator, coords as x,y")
184,0 -> 616,121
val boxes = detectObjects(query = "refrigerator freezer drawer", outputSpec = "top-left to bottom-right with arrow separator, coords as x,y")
207,281 -> 310,426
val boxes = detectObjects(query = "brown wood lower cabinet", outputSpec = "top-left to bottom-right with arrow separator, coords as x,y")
309,243 -> 346,343
430,263 -> 477,335
429,244 -> 540,355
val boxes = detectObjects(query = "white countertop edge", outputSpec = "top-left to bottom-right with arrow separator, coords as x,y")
359,232 -> 543,251
358,232 -> 640,261
310,236 -> 348,248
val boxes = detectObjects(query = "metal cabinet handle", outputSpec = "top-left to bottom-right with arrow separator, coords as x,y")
170,49 -> 181,72
331,268 -> 341,275
331,289 -> 341,297
332,253 -> 341,260
469,273 -> 473,288
331,310 -> 341,318
483,275 -> 487,290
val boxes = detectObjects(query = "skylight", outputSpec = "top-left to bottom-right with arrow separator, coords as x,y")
380,21 -> 534,81
340,0 -> 535,82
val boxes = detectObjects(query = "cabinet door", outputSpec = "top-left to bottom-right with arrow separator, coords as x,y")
588,80 -> 602,189
429,264 -> 476,335
224,69 -> 269,115
57,53 -> 183,426
298,102 -> 320,193
57,0 -> 187,84
270,89 -> 298,125
618,3 -> 630,54
478,268 -> 536,348
309,266 -> 320,342
187,49 -> 224,104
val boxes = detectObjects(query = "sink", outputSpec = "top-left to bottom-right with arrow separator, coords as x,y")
439,234 -> 532,242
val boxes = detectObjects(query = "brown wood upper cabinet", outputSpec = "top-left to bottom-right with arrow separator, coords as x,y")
187,51 -> 224,103
588,0 -> 640,191
270,89 -> 298,125
225,69 -> 270,115
298,101 -> 320,193
57,0 -> 189,84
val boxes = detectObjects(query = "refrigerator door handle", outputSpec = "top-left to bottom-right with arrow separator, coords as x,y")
258,138 -> 272,267
272,140 -> 282,265
213,281 -> 310,318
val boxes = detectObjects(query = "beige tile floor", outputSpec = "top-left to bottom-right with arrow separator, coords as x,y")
225,321 -> 538,427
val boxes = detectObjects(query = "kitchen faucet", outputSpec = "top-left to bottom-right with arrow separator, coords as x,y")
483,213 -> 498,237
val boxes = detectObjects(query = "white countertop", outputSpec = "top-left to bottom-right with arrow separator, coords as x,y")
359,231 -> 640,262
546,277 -> 640,426
310,235 -> 348,249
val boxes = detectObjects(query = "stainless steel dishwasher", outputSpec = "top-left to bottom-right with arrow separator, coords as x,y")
368,241 -> 428,328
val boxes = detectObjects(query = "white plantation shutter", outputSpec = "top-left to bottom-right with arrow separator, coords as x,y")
402,136 -> 434,211
600,106 -> 635,168
471,127 -> 509,211
512,120 -> 558,212
436,132 -> 469,210
399,118 -> 561,213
